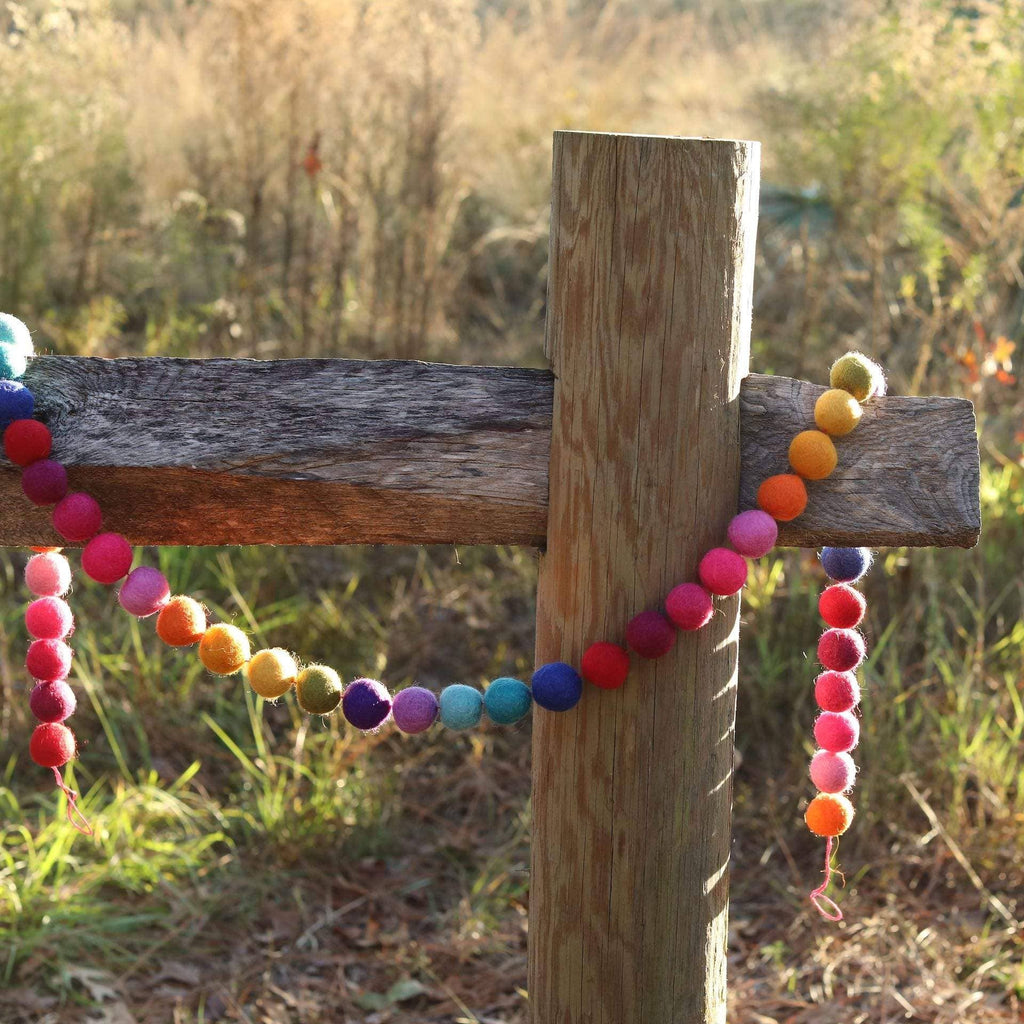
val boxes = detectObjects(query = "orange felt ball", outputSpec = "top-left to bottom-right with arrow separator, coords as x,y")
788,430 -> 838,480
199,623 -> 250,675
756,474 -> 808,522
156,595 -> 207,647
805,792 -> 855,837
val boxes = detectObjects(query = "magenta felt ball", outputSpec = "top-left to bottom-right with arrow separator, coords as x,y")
26,639 -> 73,681
819,584 -> 866,629
25,552 -> 72,597
25,597 -> 73,640
818,628 -> 866,672
82,533 -> 133,584
665,583 -> 713,631
813,711 -> 860,753
53,492 -> 102,542
29,680 -> 77,723
698,548 -> 748,597
392,686 -> 439,734
727,510 -> 778,558
625,611 -> 675,659
118,566 -> 170,617
809,750 -> 857,794
21,459 -> 68,505
815,670 -> 861,713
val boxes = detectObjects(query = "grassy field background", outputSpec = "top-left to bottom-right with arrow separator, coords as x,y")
1,1 -> 1023,1021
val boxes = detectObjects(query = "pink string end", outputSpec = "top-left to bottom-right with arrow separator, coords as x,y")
809,835 -> 843,922
51,766 -> 94,837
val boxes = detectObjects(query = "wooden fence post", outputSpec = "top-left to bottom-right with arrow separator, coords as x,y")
531,131 -> 760,1022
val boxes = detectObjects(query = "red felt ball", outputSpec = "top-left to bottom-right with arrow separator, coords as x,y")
665,582 -> 714,631
25,597 -> 74,640
3,419 -> 52,467
814,670 -> 861,713
819,584 -> 866,629
53,492 -> 102,543
817,628 -> 866,672
82,532 -> 133,584
21,459 -> 68,505
29,722 -> 76,768
698,547 -> 748,597
26,638 -> 73,681
29,680 -> 77,723
580,642 -> 630,689
625,611 -> 675,659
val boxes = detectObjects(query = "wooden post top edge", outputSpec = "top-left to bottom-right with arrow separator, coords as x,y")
552,128 -> 760,148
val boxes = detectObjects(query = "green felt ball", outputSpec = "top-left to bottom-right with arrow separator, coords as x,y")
295,664 -> 342,716
439,684 -> 483,730
483,677 -> 532,725
829,352 -> 882,402
0,341 -> 27,380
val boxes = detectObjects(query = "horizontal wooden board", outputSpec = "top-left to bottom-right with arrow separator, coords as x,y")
0,358 -> 979,548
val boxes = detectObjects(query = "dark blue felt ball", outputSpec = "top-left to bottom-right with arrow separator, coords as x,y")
820,546 -> 873,583
531,662 -> 583,712
0,380 -> 33,427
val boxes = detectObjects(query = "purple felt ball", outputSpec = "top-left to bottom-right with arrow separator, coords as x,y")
21,460 -> 68,506
342,677 -> 393,731
727,510 -> 778,558
392,686 -> 439,734
29,679 -> 77,723
118,566 -> 170,617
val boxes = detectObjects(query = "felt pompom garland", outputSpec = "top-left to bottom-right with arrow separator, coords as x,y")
1,312 -> 888,920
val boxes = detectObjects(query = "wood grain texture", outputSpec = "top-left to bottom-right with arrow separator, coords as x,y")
740,374 -> 980,547
0,356 -> 553,546
0,358 -> 979,550
530,132 -> 760,1024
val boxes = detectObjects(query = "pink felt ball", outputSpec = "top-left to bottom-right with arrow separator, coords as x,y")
25,597 -> 74,640
698,547 -> 748,597
625,611 -> 675,659
817,628 -> 866,672
29,680 -> 77,723
809,750 -> 857,794
53,492 -> 102,542
814,670 -> 861,713
21,459 -> 68,505
82,532 -> 134,584
813,711 -> 860,753
664,583 -> 714,631
26,639 -> 73,682
726,510 -> 778,558
118,566 -> 170,617
25,552 -> 72,597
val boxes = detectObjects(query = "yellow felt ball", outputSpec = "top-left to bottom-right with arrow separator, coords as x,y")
814,389 -> 863,437
788,430 -> 838,480
199,623 -> 251,676
246,648 -> 298,699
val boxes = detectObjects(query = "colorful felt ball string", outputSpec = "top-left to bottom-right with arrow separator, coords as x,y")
1,311 -> 890,921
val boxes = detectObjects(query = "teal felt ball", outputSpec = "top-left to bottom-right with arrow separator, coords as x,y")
0,341 -> 28,380
483,677 -> 532,725
439,683 -> 483,730
0,313 -> 33,354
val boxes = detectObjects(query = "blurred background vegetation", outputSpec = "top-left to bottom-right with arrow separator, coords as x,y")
0,0 -> 1022,1021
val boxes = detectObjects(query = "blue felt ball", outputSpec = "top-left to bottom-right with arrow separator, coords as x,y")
531,662 -> 583,712
483,677 -> 532,725
0,314 -> 32,354
820,546 -> 873,583
0,380 -> 33,427
0,341 -> 27,380
439,683 -> 483,730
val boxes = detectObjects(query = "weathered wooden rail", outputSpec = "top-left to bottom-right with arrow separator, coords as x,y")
0,358 -> 979,548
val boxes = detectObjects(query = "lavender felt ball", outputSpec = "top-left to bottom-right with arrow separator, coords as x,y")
392,686 -> 439,734
118,566 -> 170,617
726,510 -> 778,558
342,677 -> 392,731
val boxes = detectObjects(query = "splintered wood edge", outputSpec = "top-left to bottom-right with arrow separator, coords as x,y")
0,359 -> 980,548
